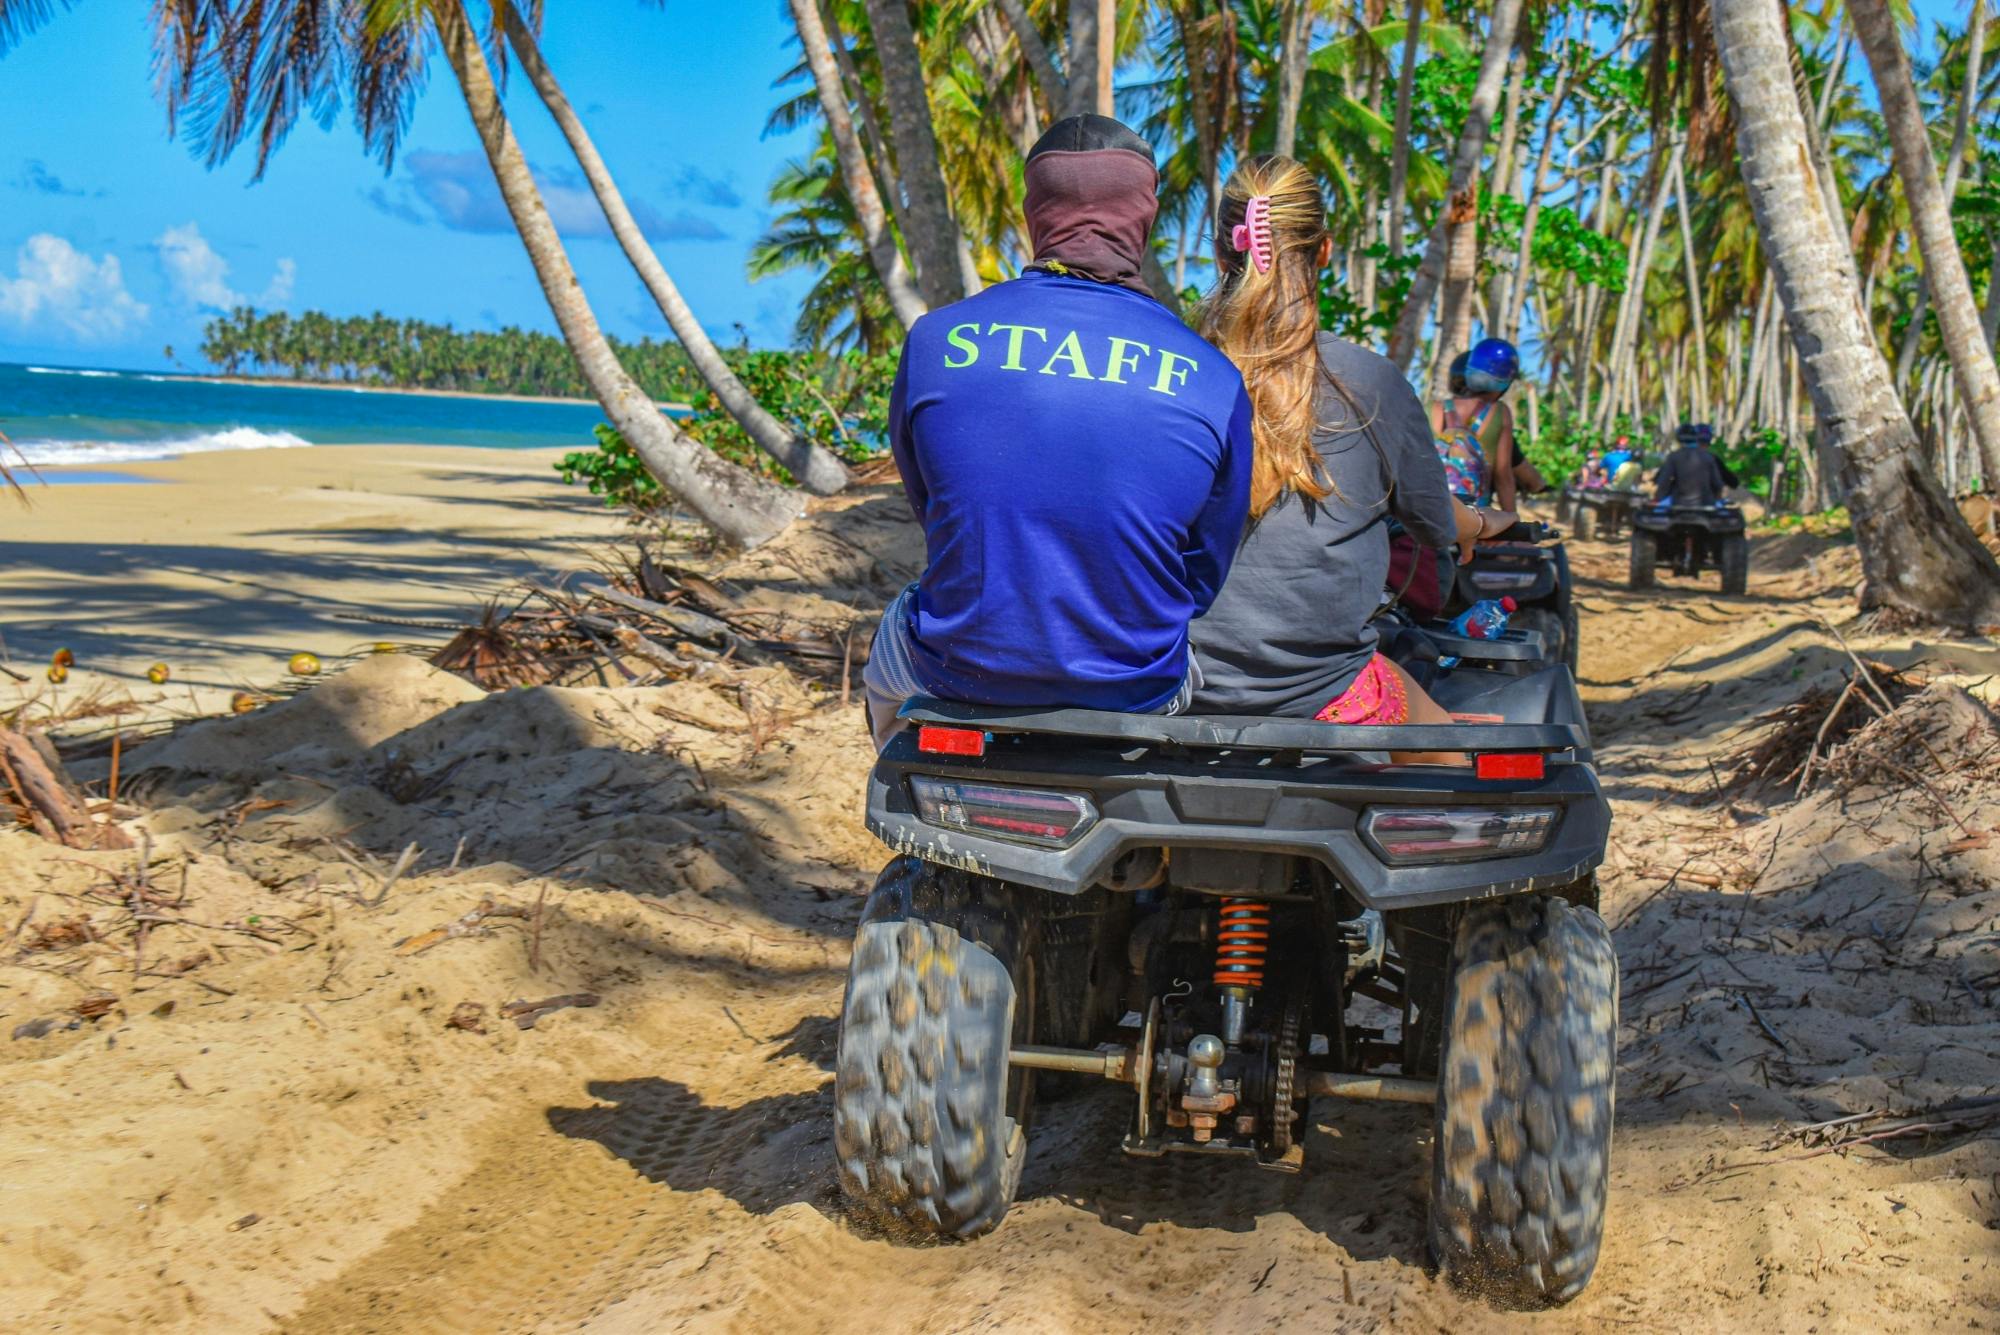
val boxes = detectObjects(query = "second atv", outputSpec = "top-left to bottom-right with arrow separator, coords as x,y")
1442,519 -> 1580,674
1629,501 -> 1749,594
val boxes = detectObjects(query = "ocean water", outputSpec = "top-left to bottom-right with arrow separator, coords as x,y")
0,361 -> 650,467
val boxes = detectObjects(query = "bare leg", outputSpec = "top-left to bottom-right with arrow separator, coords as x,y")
1384,658 -> 1471,767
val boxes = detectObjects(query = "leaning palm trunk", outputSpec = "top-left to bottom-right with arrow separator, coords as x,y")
787,0 -> 927,329
1428,197 -> 1479,398
1600,140 -> 1681,432
1386,0 -> 1523,370
1671,152 -> 1711,423
1501,62 -> 1569,339
1383,0 -> 1424,261
501,14 -> 849,496
1273,0 -> 1312,157
1890,3 -> 1979,393
1482,51 -> 1526,326
996,0 -> 1063,121
436,3 -> 797,548
1847,0 -> 2000,493
1712,0 -> 2000,625
861,0 -> 966,310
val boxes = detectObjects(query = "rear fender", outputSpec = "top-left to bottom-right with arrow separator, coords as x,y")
867,702 -> 1610,911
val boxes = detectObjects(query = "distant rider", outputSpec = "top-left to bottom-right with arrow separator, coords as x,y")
1608,451 -> 1646,491
1602,432 -> 1634,483
1579,450 -> 1609,489
1654,423 -> 1738,508
1436,338 -> 1521,511
865,115 -> 1253,747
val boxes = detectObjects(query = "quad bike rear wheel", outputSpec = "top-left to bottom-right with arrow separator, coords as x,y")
834,857 -> 1036,1241
1718,533 -> 1749,596
1430,894 -> 1618,1308
1627,530 -> 1654,590
1571,504 -> 1596,542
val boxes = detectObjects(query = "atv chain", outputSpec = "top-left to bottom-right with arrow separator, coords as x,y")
1269,994 -> 1305,1154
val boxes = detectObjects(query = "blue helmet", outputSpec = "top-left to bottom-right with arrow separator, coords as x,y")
1676,422 -> 1715,446
1462,338 -> 1519,394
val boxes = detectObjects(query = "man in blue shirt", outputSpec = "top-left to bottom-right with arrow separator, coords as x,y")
864,115 -> 1254,746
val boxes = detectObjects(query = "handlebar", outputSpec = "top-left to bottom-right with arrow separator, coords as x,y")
1486,519 -> 1555,544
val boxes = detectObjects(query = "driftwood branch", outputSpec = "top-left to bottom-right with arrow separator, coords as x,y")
0,726 -> 132,849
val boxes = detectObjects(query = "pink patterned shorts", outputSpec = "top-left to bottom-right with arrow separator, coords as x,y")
1315,653 -> 1410,725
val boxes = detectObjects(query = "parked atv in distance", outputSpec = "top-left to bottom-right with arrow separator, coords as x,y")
834,628 -> 1618,1309
1441,519 -> 1580,675
1629,501 -> 1749,594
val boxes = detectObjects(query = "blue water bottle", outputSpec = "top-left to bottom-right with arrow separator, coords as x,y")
1448,596 -> 1518,640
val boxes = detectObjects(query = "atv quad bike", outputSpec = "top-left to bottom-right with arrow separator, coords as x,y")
834,630 -> 1619,1309
1629,502 -> 1748,594
1440,520 -> 1580,675
1558,487 -> 1642,542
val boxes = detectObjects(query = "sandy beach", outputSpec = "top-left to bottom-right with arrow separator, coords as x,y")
0,445 -> 630,726
2,495 -> 1998,1332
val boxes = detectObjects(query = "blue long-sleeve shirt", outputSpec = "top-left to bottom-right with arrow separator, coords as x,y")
889,269 -> 1253,712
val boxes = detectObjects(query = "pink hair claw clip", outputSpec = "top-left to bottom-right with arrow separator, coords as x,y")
1230,195 -> 1274,274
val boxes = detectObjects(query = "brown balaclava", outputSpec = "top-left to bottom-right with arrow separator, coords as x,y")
1023,114 -> 1161,297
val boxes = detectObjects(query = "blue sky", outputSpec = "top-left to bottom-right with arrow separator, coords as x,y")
0,4 -> 817,371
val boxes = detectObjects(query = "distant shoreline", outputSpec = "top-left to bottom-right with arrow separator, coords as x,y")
160,371 -> 696,414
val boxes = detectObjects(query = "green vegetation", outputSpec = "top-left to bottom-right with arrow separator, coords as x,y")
557,348 -> 897,505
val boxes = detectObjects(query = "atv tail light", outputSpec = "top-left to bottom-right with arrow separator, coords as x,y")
909,776 -> 1096,848
1360,806 -> 1556,865
1474,752 -> 1546,781
917,724 -> 987,757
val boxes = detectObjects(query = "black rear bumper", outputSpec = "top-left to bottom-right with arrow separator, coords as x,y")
1634,505 -> 1746,534
867,701 -> 1610,910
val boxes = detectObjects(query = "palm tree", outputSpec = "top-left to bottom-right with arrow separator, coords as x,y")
996,0 -> 1064,118
787,0 -> 928,329
155,0 -> 797,548
1845,0 -> 2000,495
0,0 -> 67,53
496,7 -> 849,496
1711,0 -> 2000,624
750,148 -> 899,353
1383,0 -> 1424,264
1386,0 -> 1523,379
860,0 -> 967,308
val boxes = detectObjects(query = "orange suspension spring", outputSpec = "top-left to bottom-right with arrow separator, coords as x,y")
1214,898 -> 1271,989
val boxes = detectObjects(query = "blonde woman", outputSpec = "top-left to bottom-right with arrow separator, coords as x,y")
1188,156 -> 1514,752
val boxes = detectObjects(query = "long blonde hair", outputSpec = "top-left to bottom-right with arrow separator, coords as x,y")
1198,156 -> 1335,519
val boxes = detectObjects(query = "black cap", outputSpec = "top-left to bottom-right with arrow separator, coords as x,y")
1027,114 -> 1155,166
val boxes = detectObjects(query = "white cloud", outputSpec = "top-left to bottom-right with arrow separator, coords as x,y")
0,234 -> 149,341
154,222 -> 296,312
262,257 -> 297,305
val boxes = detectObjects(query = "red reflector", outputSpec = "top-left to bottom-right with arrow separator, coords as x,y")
1475,752 -> 1545,781
917,725 -> 986,757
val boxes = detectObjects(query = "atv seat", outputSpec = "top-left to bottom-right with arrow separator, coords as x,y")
1382,621 -> 1551,687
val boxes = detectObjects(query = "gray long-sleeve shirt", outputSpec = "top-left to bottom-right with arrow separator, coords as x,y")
1190,335 -> 1458,717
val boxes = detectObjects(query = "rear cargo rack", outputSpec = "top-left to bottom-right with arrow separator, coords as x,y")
899,699 -> 1587,757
